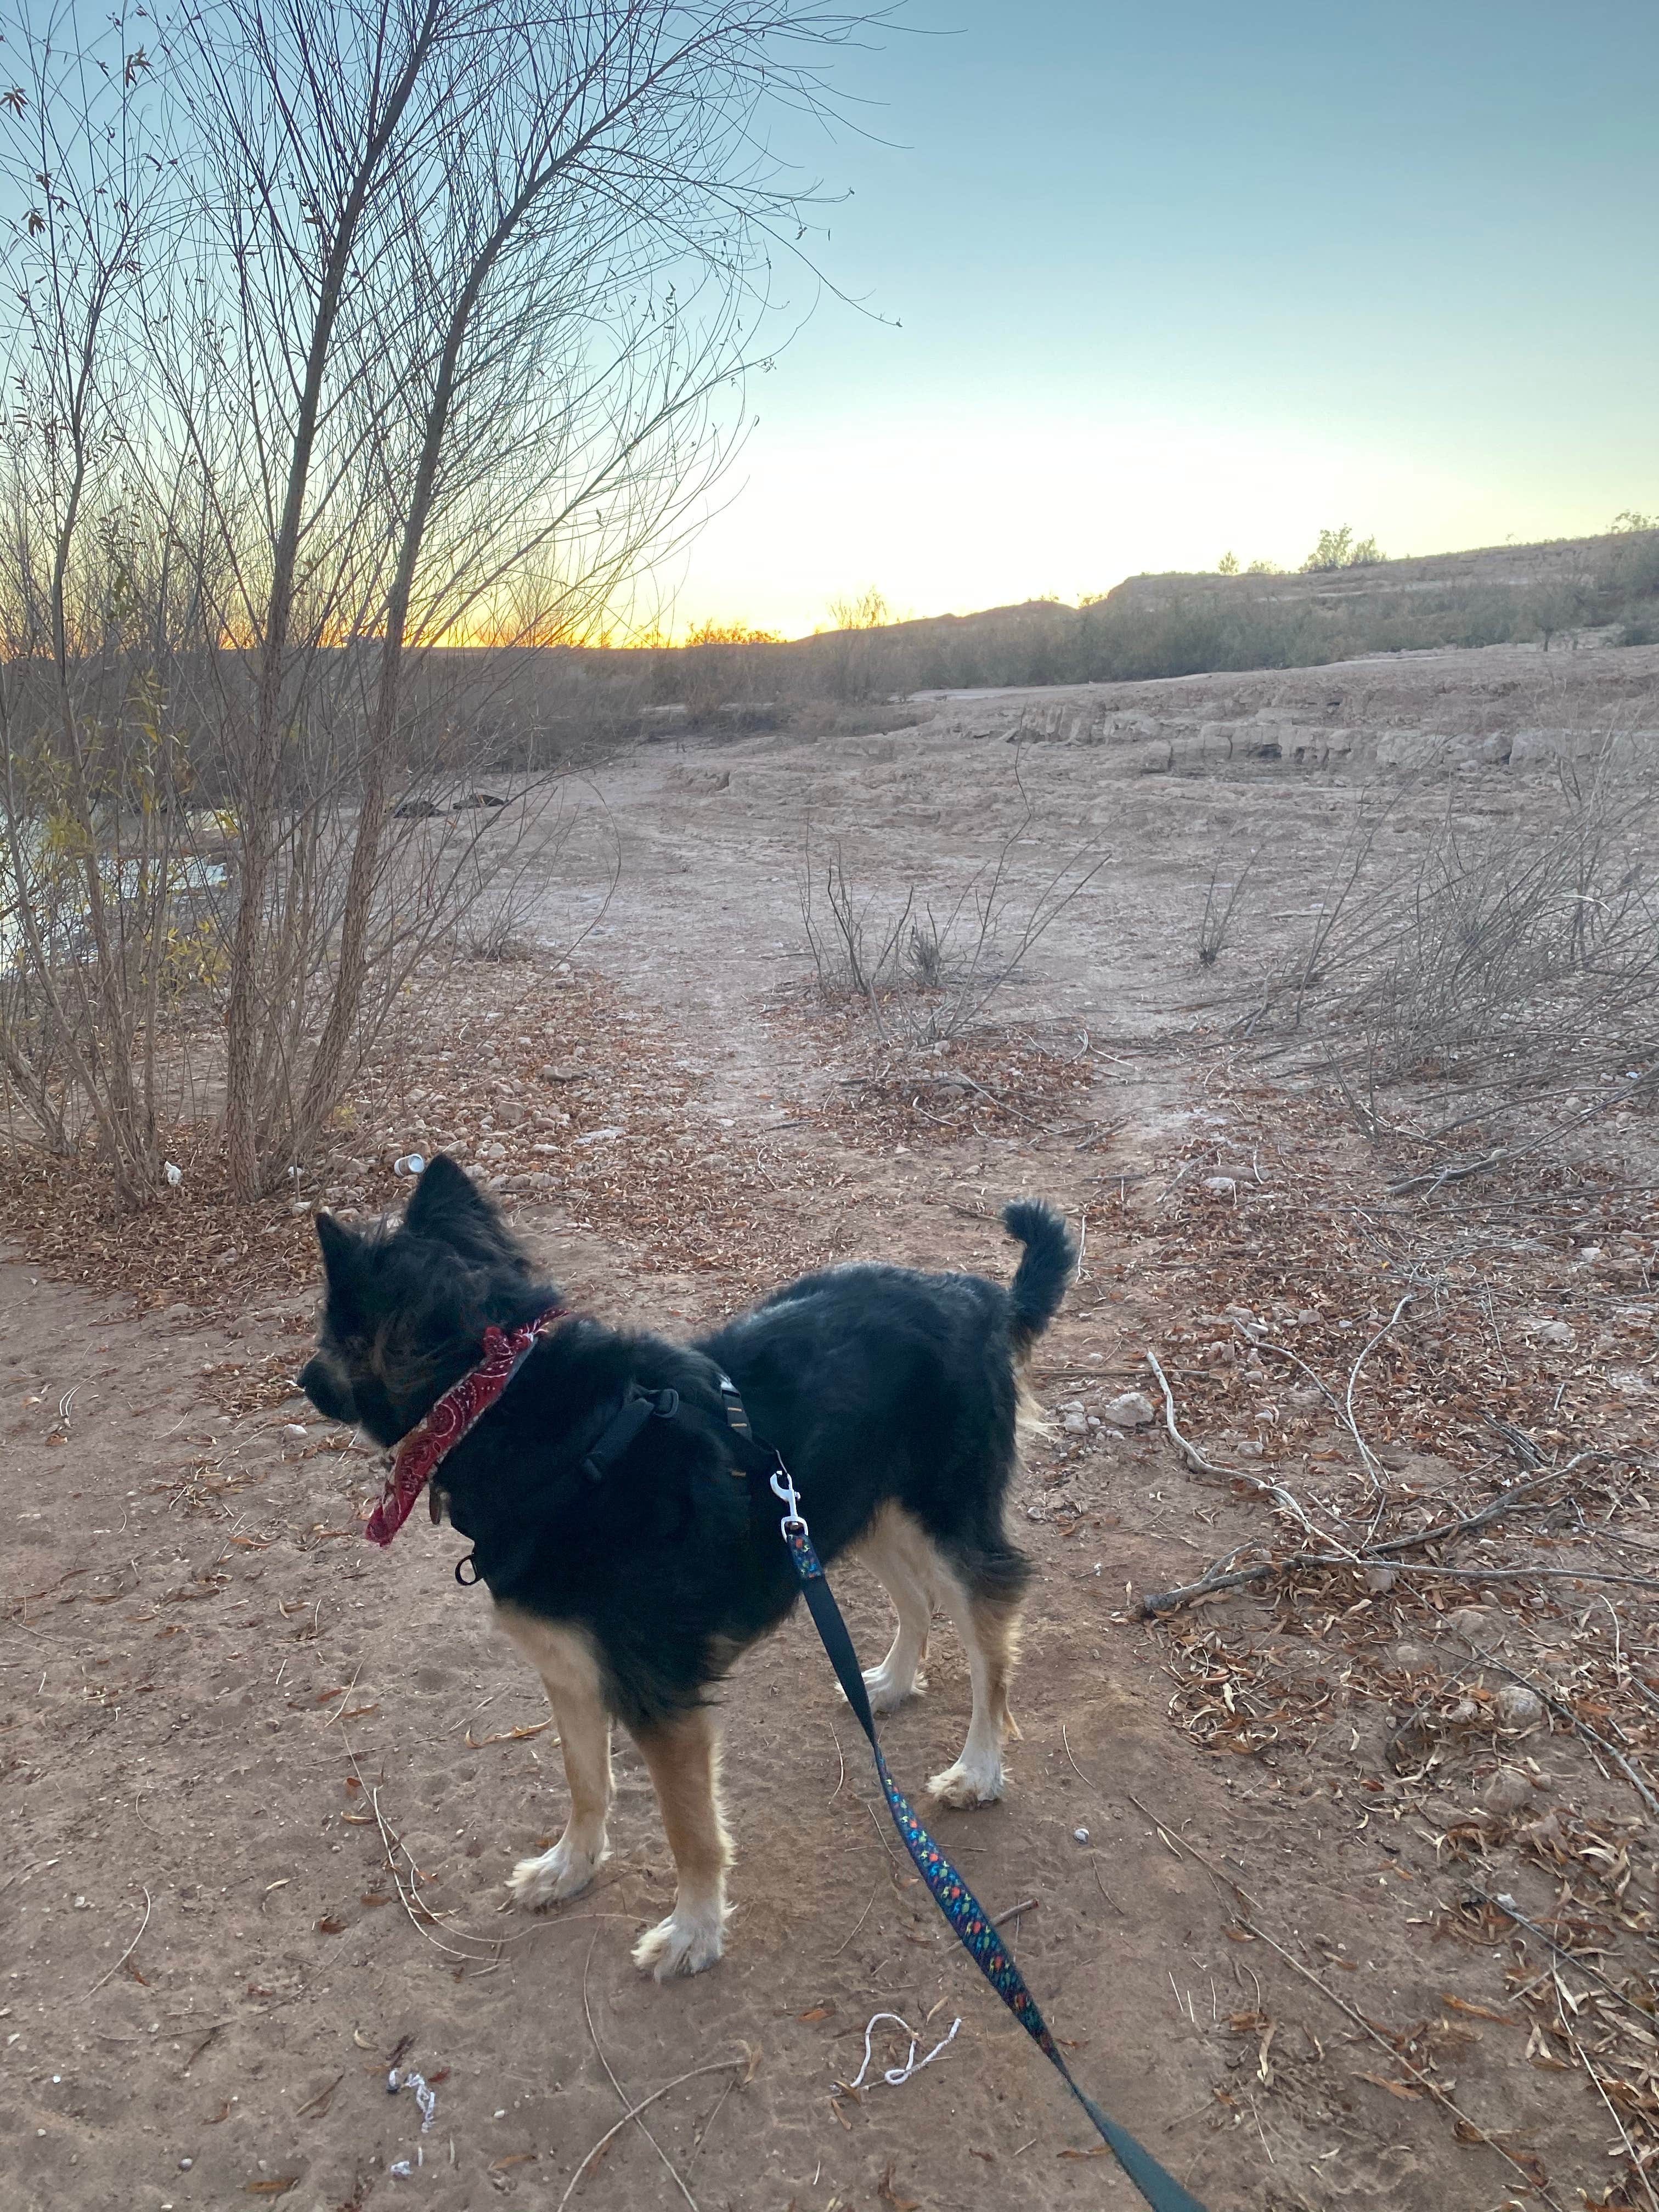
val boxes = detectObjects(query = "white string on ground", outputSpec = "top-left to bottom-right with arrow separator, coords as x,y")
850,2010 -> 961,2090
389,2067 -> 438,2132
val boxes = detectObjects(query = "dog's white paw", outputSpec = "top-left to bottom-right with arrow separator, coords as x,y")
856,1666 -> 927,1716
927,1756 -> 1005,1808
631,1899 -> 725,1981
507,1835 -> 606,1910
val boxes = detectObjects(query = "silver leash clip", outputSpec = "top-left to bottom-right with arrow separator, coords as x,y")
769,1462 -> 807,1536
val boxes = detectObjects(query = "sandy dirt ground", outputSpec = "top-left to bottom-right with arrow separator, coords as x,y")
5,639 -> 1658,2212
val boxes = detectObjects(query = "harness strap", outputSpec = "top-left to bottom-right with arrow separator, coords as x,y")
580,1384 -> 680,1485
717,1373 -> 753,1440
780,1511 -> 1207,2212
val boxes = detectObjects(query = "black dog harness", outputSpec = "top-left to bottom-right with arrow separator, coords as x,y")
578,1383 -> 682,1483
450,1368 -> 756,1585
578,1369 -> 762,1484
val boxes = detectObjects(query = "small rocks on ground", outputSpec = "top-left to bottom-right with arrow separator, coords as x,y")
1481,1767 -> 1537,1812
1102,1391 -> 1155,1427
1444,1606 -> 1499,1643
1493,1683 -> 1546,1731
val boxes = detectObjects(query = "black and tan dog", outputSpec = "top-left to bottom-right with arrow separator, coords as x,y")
298,1156 -> 1075,1978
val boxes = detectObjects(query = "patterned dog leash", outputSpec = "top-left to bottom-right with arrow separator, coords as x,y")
770,1464 -> 1208,2212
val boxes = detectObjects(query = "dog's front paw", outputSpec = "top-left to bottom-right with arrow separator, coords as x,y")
631,1900 -> 725,1981
856,1666 -> 927,1716
507,1835 -> 606,1910
927,1756 -> 1005,1808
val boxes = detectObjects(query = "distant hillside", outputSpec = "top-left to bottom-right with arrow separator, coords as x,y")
1109,529 -> 1648,615
730,526 -> 1659,698
420,527 -> 1659,763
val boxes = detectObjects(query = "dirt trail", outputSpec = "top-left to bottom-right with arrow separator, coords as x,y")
6,640 -> 1656,2212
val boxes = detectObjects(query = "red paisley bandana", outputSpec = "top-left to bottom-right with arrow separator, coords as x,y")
364,1305 -> 567,1548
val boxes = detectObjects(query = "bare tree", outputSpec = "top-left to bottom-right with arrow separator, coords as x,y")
0,0 -> 880,1199
821,583 -> 892,700
0,16 -> 188,1201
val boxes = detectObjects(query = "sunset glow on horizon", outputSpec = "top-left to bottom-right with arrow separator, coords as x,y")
641,0 -> 1659,644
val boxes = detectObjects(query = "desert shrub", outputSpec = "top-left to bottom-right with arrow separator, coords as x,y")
1196,856 -> 1255,967
0,0 -> 876,1203
799,817 -> 1104,1046
1246,754 -> 1659,1146
1301,525 -> 1384,573
674,622 -> 785,722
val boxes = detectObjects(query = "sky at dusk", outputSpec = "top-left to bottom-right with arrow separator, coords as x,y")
656,0 -> 1659,638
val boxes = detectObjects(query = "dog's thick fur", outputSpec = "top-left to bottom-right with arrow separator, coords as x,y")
299,1156 -> 1075,1978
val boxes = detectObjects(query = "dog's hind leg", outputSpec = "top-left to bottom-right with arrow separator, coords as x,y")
629,1703 -> 731,1981
927,1556 -> 1026,1809
495,1606 -> 613,1908
855,1504 -> 935,1713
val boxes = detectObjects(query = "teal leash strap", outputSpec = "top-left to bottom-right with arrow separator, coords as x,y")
771,1471 -> 1207,2212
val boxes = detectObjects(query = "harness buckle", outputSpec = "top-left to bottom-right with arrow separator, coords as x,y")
769,1462 -> 808,1537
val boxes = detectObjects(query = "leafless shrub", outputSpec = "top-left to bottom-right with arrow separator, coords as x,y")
800,820 -> 1105,1047
459,894 -> 535,963
800,845 -> 907,1001
467,921 -> 533,962
820,587 -> 895,703
1196,853 -> 1256,967
1248,744 -> 1659,1156
905,911 -> 945,989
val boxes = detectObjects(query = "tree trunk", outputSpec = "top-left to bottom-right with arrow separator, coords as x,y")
222,1 -> 444,1198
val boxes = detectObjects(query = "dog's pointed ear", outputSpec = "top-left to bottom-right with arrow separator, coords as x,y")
404,1153 -> 504,1254
314,1210 -> 356,1280
313,1211 -> 365,1318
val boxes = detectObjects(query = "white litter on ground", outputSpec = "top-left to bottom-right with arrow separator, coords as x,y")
850,2010 -> 961,2090
388,2067 -> 438,2132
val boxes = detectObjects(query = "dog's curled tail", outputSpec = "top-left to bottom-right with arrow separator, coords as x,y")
1002,1199 -> 1077,1359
